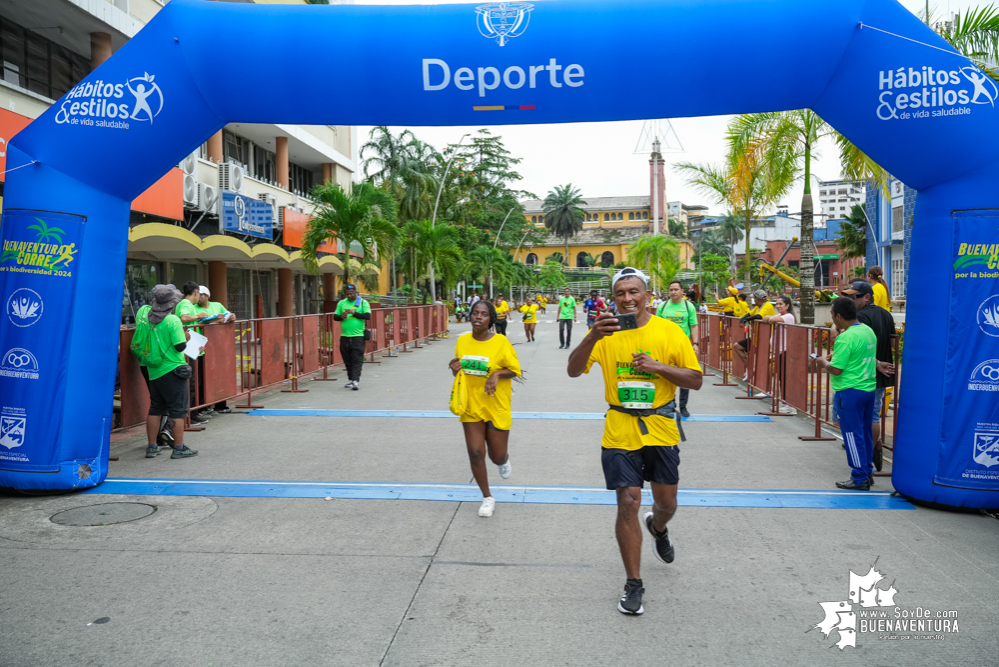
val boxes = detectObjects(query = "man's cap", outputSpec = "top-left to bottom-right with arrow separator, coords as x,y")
726,286 -> 739,296
840,281 -> 874,297
199,285 -> 210,297
753,289 -> 767,299
345,283 -> 357,291
611,267 -> 650,290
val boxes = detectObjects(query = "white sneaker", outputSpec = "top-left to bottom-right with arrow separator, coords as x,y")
780,403 -> 798,415
351,381 -> 359,391
478,496 -> 496,517
344,381 -> 353,388
498,459 -> 512,479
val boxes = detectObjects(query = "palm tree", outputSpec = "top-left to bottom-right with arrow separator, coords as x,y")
699,229 -> 731,259
402,219 -> 463,302
302,182 -> 398,293
836,204 -> 868,261
545,251 -> 564,265
361,126 -> 419,183
627,235 -> 680,294
467,245 -> 507,294
542,184 -> 586,265
718,212 -> 744,273
924,4 -> 999,81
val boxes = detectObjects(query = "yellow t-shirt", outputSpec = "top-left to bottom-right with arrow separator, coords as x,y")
520,304 -> 539,323
494,301 -> 509,320
454,333 -> 522,429
717,296 -> 738,314
734,300 -> 751,317
585,317 -> 702,450
750,302 -> 776,318
872,282 -> 891,311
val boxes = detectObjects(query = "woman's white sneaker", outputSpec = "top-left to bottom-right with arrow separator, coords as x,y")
478,496 -> 496,517
498,459 -> 512,479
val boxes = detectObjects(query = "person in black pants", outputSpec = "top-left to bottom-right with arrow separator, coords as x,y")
334,284 -> 371,390
493,294 -> 509,336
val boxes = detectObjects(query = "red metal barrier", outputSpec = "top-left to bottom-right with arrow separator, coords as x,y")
115,305 -> 449,431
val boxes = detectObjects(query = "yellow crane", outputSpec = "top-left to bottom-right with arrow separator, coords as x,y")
755,238 -> 834,302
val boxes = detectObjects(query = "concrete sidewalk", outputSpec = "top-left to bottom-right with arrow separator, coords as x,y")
1,316 -> 997,666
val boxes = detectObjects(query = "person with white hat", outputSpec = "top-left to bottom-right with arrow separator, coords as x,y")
567,267 -> 702,616
196,286 -> 235,324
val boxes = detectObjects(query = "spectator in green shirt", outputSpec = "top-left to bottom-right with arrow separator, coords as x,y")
142,284 -> 199,459
334,284 -> 371,390
196,286 -> 236,415
655,280 -> 700,417
175,281 -> 214,425
811,297 -> 894,490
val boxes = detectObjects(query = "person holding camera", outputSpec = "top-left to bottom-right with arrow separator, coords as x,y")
334,284 -> 371,390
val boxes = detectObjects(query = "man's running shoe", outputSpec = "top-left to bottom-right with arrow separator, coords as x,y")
190,416 -> 208,426
498,458 -> 512,479
478,496 -> 496,517
344,381 -> 353,388
644,512 -> 675,563
618,579 -> 644,615
145,445 -> 162,458
171,446 -> 199,459
835,478 -> 870,490
679,406 -> 690,418
351,380 -> 359,390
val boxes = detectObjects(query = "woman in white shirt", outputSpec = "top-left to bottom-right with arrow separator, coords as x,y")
764,296 -> 796,414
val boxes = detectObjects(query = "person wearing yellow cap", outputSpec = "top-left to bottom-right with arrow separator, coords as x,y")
716,283 -> 740,316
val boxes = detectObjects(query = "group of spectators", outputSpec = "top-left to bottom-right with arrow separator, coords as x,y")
130,281 -> 235,460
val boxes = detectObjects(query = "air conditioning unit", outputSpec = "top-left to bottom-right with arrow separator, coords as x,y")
198,183 -> 219,213
259,194 -> 279,228
182,174 -> 199,208
218,162 -> 244,194
180,151 -> 198,176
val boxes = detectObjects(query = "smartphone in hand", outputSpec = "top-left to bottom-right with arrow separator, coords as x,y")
616,313 -> 639,331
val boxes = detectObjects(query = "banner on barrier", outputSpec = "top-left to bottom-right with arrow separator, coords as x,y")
0,210 -> 85,471
936,211 -> 999,489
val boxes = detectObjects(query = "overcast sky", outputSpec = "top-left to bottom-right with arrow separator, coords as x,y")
356,0 -> 978,215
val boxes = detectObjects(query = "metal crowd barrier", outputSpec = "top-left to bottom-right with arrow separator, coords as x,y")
114,304 -> 449,431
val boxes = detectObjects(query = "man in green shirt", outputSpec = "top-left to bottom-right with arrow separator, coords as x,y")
811,297 -> 894,490
557,287 -> 577,349
176,282 -> 215,424
334,283 -> 371,390
196,286 -> 235,323
142,284 -> 199,459
655,280 -> 700,417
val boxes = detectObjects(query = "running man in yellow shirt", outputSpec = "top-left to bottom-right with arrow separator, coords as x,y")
520,298 -> 539,342
568,267 -> 702,616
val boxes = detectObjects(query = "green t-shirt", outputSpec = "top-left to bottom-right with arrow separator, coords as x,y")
175,298 -> 199,322
656,299 -> 698,337
195,301 -> 230,320
558,296 -> 576,320
829,323 -> 876,393
148,314 -> 188,381
335,297 -> 371,337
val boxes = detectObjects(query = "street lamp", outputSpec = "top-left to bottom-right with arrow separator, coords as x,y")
429,133 -> 470,303
490,207 -> 516,299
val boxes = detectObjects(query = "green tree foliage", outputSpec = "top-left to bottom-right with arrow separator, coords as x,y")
627,235 -> 680,293
539,260 -> 567,290
401,219 -> 463,302
545,251 -> 565,265
542,184 -> 586,265
837,204 -> 869,260
697,252 -> 732,296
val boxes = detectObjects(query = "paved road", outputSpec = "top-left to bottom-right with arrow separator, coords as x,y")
1,317 -> 996,666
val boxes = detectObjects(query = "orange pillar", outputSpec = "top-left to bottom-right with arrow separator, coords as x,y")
322,163 -> 333,185
276,137 -> 289,189
90,32 -> 112,70
278,268 -> 294,317
323,274 -> 337,313
207,131 -> 223,164
208,261 -> 228,309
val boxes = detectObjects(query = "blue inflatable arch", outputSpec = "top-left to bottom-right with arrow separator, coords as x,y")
3,0 -> 999,507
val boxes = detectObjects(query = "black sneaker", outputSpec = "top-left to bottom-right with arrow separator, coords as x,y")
171,446 -> 199,459
679,406 -> 690,418
868,474 -> 875,486
157,430 -> 174,448
145,445 -> 162,458
835,478 -> 870,490
190,415 -> 208,426
216,407 -> 232,414
618,579 -> 644,615
644,512 -> 675,563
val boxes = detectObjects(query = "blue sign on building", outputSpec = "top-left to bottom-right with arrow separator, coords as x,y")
221,191 -> 273,240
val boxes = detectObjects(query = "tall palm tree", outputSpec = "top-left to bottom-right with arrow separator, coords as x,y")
302,182 -> 398,293
924,4 -> 999,82
542,184 -> 586,265
361,127 -> 419,183
402,219 -> 463,302
699,229 -> 731,259
718,212 -> 744,273
836,204 -> 868,261
467,245 -> 507,294
627,235 -> 680,294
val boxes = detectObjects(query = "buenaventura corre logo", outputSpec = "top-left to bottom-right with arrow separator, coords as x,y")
54,72 -> 163,129
809,558 -> 959,650
877,64 -> 997,121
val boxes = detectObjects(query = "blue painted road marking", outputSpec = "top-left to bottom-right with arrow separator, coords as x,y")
246,409 -> 772,422
82,478 -> 913,509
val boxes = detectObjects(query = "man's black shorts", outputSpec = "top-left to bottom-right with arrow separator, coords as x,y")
601,445 -> 680,489
736,337 -> 750,351
148,368 -> 190,419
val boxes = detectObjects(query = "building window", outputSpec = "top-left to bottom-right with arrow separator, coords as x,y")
0,17 -> 89,100
123,260 -> 163,325
892,257 -> 905,298
891,206 -> 903,233
531,216 -> 537,224
643,212 -> 649,220
629,212 -> 635,221
525,252 -> 538,265
600,251 -> 614,268
576,252 -> 590,267
820,190 -> 827,196
289,162 -> 314,196
223,130 -> 252,170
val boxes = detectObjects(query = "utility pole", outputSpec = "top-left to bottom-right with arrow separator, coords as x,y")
429,133 -> 470,303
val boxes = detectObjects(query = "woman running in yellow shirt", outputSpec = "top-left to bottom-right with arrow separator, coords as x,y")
449,300 -> 522,517
520,298 -> 540,342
